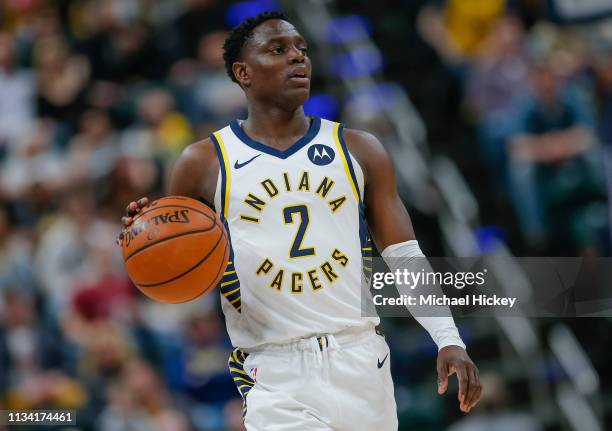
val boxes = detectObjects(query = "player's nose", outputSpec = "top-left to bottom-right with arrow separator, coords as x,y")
288,45 -> 305,63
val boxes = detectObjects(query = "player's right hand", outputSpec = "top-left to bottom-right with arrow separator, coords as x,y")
121,197 -> 149,227
117,197 -> 149,245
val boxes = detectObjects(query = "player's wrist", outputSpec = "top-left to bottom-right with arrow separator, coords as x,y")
436,337 -> 466,351
380,239 -> 422,258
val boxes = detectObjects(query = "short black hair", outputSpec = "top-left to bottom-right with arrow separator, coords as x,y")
223,11 -> 289,84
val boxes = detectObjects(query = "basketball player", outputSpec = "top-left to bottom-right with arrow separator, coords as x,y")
121,12 -> 480,430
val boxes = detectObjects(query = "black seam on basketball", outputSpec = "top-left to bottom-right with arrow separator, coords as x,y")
200,228 -> 228,296
134,204 -> 216,222
136,229 -> 224,288
172,240 -> 228,304
217,218 -> 228,238
124,226 -> 218,262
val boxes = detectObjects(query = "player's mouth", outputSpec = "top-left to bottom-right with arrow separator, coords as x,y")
288,71 -> 310,85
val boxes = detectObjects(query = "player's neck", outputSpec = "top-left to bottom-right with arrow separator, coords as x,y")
242,106 -> 311,150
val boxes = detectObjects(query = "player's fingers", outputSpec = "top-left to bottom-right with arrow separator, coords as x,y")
468,383 -> 482,412
466,365 -> 481,412
436,361 -> 449,395
126,197 -> 149,217
464,365 -> 479,412
126,201 -> 138,216
455,363 -> 469,411
472,385 -> 482,408
137,197 -> 149,209
121,216 -> 133,227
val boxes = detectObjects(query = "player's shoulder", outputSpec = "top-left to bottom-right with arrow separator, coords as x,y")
183,136 -> 214,154
177,137 -> 218,168
341,127 -> 379,144
179,121 -> 238,163
341,127 -> 389,175
169,136 -> 220,202
172,137 -> 220,187
342,127 -> 386,155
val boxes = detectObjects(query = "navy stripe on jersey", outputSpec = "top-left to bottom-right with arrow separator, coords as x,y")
338,124 -> 372,277
228,348 -> 253,417
337,123 -> 362,202
210,133 -> 242,312
359,202 -> 374,283
210,132 -> 228,220
218,220 -> 242,312
230,117 -> 321,159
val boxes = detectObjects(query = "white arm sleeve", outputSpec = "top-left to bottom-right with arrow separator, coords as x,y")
381,240 -> 466,351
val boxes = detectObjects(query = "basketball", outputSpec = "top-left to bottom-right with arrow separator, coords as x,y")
119,196 -> 229,303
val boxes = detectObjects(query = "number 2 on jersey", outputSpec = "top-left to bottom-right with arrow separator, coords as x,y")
283,205 -> 315,258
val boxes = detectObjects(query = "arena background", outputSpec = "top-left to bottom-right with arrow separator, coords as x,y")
1,0 -> 612,430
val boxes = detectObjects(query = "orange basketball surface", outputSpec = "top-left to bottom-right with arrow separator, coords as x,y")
119,196 -> 229,303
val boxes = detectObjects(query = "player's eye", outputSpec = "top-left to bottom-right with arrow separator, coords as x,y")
270,46 -> 284,54
299,47 -> 308,54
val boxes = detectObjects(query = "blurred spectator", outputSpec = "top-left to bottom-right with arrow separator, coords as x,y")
466,14 -> 528,117
139,292 -> 218,338
106,128 -> 165,215
98,358 -> 190,431
0,120 -> 66,226
0,287 -> 85,410
0,0 -> 49,34
0,32 -> 35,158
0,205 -> 36,297
66,108 -> 119,184
223,398 -> 248,431
134,88 -> 194,156
73,321 -> 136,427
591,24 -> 612,249
164,311 -> 236,404
446,373 -> 542,431
70,220 -> 135,323
34,35 -> 91,129
34,188 -> 91,312
171,31 -> 247,138
170,0 -> 226,60
465,14 -> 530,179
0,120 -> 64,198
79,0 -> 162,82
418,0 -> 507,66
159,309 -> 240,430
506,42 -> 607,252
592,26 -> 612,148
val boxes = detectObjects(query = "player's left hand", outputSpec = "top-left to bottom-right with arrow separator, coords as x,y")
436,345 -> 481,413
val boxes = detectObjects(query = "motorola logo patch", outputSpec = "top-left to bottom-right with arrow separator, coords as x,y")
307,144 -> 335,166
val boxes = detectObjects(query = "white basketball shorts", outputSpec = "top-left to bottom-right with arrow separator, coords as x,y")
228,326 -> 398,431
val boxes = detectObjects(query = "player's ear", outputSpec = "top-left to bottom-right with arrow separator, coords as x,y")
233,61 -> 250,88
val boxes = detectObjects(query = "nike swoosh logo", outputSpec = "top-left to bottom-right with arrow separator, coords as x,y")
234,154 -> 261,169
377,353 -> 389,369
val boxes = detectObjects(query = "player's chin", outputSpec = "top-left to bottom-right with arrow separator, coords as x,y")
293,83 -> 311,96
280,87 -> 310,109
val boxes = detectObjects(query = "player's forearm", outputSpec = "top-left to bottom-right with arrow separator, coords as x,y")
381,240 -> 466,350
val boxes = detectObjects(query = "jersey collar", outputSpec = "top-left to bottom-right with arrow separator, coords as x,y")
230,117 -> 321,159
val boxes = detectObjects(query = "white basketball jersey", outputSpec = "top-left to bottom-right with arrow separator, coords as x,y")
211,117 -> 379,349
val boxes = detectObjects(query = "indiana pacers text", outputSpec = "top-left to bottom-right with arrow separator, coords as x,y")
241,170 -> 353,293
238,170 -> 347,223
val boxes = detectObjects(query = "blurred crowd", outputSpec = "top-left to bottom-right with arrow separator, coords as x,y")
0,0 -> 248,430
1,0 -> 611,430
412,0 -> 612,256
